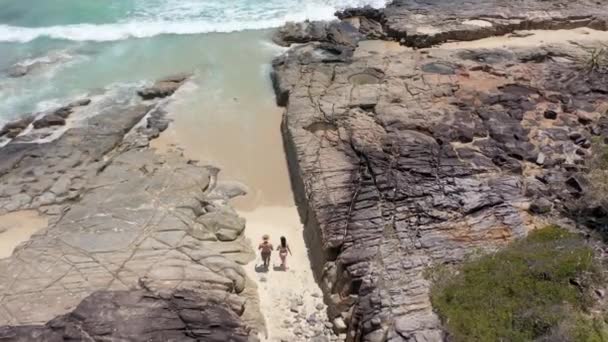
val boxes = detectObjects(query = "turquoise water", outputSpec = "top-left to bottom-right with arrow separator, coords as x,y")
0,0 -> 386,118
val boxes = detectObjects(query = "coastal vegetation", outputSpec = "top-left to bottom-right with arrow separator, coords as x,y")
430,225 -> 606,341
582,137 -> 608,234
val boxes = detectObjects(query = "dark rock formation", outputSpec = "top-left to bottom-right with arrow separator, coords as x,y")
0,116 -> 34,138
32,114 -> 66,129
0,290 -> 250,342
279,0 -> 608,48
2,98 -> 91,138
138,73 -> 192,100
274,20 -> 363,48
273,3 -> 608,339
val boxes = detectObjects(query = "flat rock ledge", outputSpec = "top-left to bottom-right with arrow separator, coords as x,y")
0,290 -> 250,341
273,1 -> 608,341
0,77 -> 261,340
275,0 -> 608,49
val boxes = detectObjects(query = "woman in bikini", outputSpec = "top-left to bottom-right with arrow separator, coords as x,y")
277,236 -> 292,270
258,234 -> 273,270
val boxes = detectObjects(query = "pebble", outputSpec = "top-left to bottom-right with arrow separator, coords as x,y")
316,303 -> 324,311
307,313 -> 318,324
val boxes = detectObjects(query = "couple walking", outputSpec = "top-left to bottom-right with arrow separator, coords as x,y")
258,234 -> 292,270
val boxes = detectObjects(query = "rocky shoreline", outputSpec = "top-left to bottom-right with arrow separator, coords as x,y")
0,78 -> 264,340
272,0 -> 608,340
1,0 -> 608,341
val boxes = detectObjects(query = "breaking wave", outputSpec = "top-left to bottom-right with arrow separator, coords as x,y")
0,0 -> 388,43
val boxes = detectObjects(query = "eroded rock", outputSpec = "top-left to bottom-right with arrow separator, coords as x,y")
273,13 -> 608,339
137,73 -> 192,100
0,290 -> 250,342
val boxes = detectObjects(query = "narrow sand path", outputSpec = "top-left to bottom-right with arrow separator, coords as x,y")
149,55 -> 337,339
240,206 -> 334,341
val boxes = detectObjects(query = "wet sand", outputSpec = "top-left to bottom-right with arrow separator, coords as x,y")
0,210 -> 48,259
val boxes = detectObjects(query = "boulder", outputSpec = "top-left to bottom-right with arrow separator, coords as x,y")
137,74 -> 191,100
273,20 -> 329,46
33,114 -> 66,129
197,211 -> 246,241
0,116 -> 34,138
529,198 -> 553,214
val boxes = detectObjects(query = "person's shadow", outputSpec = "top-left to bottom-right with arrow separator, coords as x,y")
273,266 -> 286,272
255,264 -> 269,273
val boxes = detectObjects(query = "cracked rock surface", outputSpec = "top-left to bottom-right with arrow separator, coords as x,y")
0,79 -> 261,340
273,2 -> 608,340
0,290 -> 250,342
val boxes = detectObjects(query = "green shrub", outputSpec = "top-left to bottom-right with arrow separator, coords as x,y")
430,225 -> 603,342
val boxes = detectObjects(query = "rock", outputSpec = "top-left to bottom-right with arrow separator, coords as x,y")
53,106 -> 73,118
577,111 -> 594,125
159,73 -> 192,83
371,317 -> 382,327
33,114 -> 66,129
0,93 -> 258,334
137,74 -> 190,100
211,181 -> 249,200
7,64 -> 28,78
529,198 -> 553,214
381,0 -> 608,48
543,110 -> 558,120
596,289 -> 605,298
137,81 -> 182,100
0,290 -> 251,341
307,313 -> 318,324
0,116 -> 34,138
326,21 -> 363,47
272,6 -> 608,338
290,305 -> 299,313
68,98 -> 91,107
197,210 -> 246,241
273,20 -> 329,46
569,132 -> 583,141
273,20 -> 362,48
316,303 -> 325,311
333,317 -> 347,334
536,152 -> 546,166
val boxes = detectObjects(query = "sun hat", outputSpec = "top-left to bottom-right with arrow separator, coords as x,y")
262,234 -> 269,240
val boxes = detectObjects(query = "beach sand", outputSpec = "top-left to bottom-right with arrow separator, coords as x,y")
0,210 -> 48,259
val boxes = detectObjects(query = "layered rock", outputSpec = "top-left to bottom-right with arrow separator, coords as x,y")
0,290 -> 250,341
0,76 -> 261,339
335,0 -> 608,48
137,73 -> 192,100
273,3 -> 608,340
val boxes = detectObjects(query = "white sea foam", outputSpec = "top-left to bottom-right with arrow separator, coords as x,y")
0,0 -> 389,42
